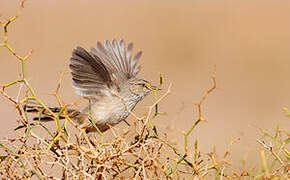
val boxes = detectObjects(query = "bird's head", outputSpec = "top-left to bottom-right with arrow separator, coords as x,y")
127,78 -> 159,100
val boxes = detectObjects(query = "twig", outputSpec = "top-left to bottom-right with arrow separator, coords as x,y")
257,139 -> 284,165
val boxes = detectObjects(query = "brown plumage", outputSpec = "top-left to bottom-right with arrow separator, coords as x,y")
27,39 -> 156,133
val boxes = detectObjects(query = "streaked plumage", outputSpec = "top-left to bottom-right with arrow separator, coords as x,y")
28,39 -> 155,133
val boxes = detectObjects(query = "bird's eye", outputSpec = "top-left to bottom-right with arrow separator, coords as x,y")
137,83 -> 149,89
138,83 -> 146,87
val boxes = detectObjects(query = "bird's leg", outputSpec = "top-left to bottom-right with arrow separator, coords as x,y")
80,128 -> 94,149
123,119 -> 130,126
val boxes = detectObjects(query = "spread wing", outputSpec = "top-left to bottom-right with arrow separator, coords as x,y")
90,39 -> 142,83
69,40 -> 142,97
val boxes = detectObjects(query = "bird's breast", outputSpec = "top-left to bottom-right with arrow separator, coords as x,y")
90,95 -> 137,125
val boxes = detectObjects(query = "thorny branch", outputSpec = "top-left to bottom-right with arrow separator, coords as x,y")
0,1 -> 289,179
257,139 -> 284,165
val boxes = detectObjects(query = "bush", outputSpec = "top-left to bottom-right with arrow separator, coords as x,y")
0,1 -> 289,179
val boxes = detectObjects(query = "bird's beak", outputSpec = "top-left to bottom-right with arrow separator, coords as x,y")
150,85 -> 161,91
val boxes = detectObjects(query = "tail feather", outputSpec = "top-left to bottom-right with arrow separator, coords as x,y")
33,115 -> 56,121
25,105 -> 80,121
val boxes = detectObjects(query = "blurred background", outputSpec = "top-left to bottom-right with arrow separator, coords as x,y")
1,0 -> 289,168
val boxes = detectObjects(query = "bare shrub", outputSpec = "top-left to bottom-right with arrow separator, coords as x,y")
0,1 -> 289,179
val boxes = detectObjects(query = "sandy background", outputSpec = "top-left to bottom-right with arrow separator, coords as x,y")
1,0 -> 290,167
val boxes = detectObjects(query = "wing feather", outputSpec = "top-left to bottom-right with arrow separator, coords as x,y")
131,51 -> 142,74
90,39 -> 142,83
104,40 -> 122,72
69,47 -> 111,97
70,40 -> 143,97
118,40 -> 128,73
126,42 -> 133,70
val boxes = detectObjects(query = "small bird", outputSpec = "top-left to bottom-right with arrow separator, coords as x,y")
27,39 -> 157,133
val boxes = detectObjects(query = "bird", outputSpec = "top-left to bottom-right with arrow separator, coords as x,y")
26,39 -> 157,133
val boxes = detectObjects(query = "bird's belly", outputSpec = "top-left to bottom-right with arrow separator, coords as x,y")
91,99 -> 134,125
